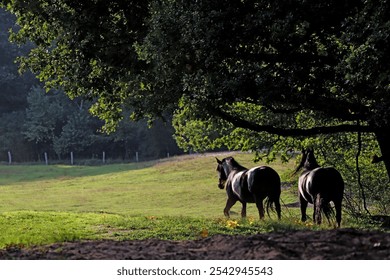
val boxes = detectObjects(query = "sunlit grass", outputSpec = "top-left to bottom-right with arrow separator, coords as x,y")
0,210 -> 332,249
0,153 -> 294,217
0,153 -> 375,249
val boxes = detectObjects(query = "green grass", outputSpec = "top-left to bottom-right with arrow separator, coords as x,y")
0,152 -> 374,249
0,153 -> 294,216
0,210 -> 328,249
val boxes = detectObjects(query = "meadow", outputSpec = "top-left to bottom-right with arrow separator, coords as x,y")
0,152 -> 364,249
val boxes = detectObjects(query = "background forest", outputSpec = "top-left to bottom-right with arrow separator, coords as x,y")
0,8 -> 183,163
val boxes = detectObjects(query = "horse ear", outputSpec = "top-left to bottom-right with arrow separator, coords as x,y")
216,157 -> 222,164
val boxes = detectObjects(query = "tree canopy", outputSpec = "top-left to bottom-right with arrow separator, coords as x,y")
1,0 -> 389,181
142,0 -> 390,170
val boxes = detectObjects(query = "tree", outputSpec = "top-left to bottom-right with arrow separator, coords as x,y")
53,110 -> 95,156
0,110 -> 33,161
1,0 -> 149,130
1,0 -> 389,182
142,0 -> 390,179
23,86 -> 65,153
110,115 -> 183,160
0,7 -> 37,114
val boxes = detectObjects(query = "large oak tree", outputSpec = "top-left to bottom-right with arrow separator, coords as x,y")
1,0 -> 390,180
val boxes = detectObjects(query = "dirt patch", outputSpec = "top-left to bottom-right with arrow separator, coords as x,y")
0,228 -> 389,260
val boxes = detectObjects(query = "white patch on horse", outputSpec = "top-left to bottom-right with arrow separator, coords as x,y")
247,167 -> 259,179
298,172 -> 311,202
299,167 -> 321,202
231,171 -> 245,198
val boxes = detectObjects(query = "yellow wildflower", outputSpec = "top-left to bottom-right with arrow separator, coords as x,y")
226,220 -> 239,229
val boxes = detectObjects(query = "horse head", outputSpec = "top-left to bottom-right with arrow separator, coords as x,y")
304,148 -> 320,170
293,148 -> 320,174
216,156 -> 246,189
216,157 -> 227,189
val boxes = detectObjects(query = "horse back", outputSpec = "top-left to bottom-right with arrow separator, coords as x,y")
309,167 -> 344,199
247,166 -> 281,195
228,166 -> 280,203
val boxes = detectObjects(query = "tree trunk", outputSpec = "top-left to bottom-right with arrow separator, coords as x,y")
375,128 -> 390,181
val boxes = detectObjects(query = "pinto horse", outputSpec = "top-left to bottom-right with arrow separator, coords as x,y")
216,157 -> 281,220
294,148 -> 344,227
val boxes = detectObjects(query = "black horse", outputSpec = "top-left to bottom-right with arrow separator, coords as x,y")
216,157 -> 281,220
294,148 -> 344,227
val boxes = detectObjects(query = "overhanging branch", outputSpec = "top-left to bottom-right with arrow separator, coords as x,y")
215,108 -> 373,137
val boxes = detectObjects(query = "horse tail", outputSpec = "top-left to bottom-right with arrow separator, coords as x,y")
322,201 -> 334,224
314,194 -> 322,224
264,197 -> 273,215
267,170 -> 282,220
265,192 -> 282,219
315,194 -> 334,225
265,197 -> 272,217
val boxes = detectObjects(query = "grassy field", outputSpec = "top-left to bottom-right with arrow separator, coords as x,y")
0,152 -> 363,249
0,153 -> 296,216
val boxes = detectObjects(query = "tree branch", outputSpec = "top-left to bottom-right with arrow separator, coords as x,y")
214,108 -> 373,137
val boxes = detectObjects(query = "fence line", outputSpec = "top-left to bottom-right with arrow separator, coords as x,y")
2,150 -> 175,165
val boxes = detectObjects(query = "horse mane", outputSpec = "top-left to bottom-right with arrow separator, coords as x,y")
225,157 -> 247,171
305,150 -> 320,170
293,150 -> 307,175
293,148 -> 320,175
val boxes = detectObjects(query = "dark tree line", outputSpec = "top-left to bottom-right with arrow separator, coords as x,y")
0,7 -> 182,163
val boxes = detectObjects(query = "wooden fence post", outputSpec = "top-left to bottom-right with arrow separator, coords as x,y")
7,151 -> 12,165
44,152 -> 48,165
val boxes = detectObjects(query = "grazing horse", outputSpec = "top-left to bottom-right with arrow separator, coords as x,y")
216,157 -> 281,220
294,148 -> 344,227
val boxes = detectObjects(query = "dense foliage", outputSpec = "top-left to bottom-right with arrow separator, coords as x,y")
1,0 -> 389,215
143,0 -> 390,175
0,7 -> 182,162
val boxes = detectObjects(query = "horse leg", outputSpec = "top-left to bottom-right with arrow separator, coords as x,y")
241,202 -> 247,218
275,199 -> 281,220
299,194 -> 308,222
334,199 -> 342,228
224,198 -> 237,218
255,198 -> 265,220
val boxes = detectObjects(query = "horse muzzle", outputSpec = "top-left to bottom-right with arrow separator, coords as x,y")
218,179 -> 226,189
